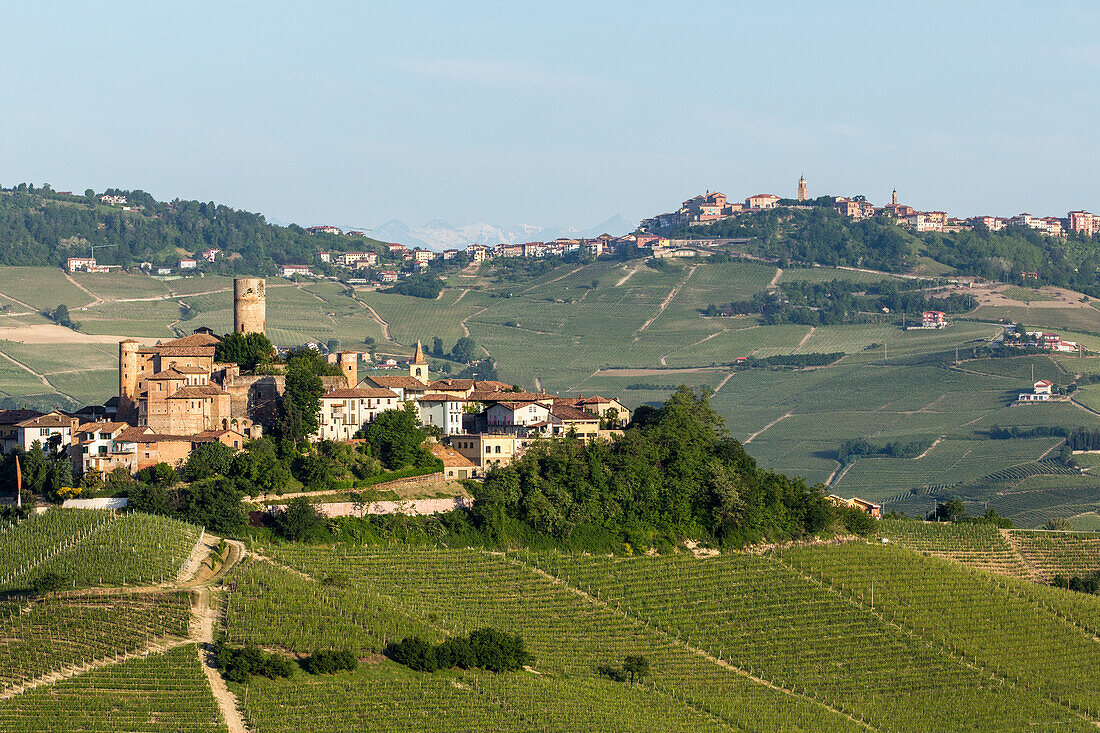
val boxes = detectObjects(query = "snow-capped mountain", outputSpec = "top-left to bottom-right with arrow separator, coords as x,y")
370,215 -> 633,251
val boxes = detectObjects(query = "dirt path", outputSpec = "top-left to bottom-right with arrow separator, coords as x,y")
823,461 -> 844,487
71,287 -> 234,311
0,348 -> 71,398
766,266 -> 783,290
744,411 -> 793,444
0,289 -> 39,312
521,266 -> 582,294
0,535 -> 249,732
796,326 -> 816,349
0,637 -> 192,700
360,301 -> 392,341
712,371 -> 736,394
452,288 -> 469,305
508,554 -> 878,732
63,273 -> 104,307
615,261 -> 644,287
635,265 -> 698,337
913,436 -> 944,460
999,530 -> 1047,583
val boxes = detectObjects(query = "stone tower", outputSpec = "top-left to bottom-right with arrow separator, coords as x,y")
338,351 -> 358,389
118,339 -> 141,424
233,278 -> 266,335
409,340 -> 429,383
891,189 -> 897,206
797,175 -> 807,202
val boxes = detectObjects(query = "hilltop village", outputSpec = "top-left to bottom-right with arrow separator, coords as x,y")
0,278 -> 629,482
46,178 -> 1099,285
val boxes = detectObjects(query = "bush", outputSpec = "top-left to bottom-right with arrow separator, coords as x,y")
212,642 -> 294,683
840,506 -> 876,536
301,649 -> 358,674
272,497 -> 328,541
389,628 -> 528,673
31,570 -> 68,595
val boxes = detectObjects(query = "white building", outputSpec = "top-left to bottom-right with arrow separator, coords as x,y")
179,258 -> 198,270
416,394 -> 466,435
66,257 -> 97,272
1019,380 -> 1054,402
15,412 -> 78,453
315,388 -> 401,442
486,401 -> 552,433
280,265 -> 313,278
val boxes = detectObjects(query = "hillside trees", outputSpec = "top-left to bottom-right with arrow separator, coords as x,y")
471,387 -> 833,547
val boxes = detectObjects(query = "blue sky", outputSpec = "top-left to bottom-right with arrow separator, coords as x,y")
2,2 -> 1098,230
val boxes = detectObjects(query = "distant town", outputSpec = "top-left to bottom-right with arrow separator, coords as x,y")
65,179 -> 1097,281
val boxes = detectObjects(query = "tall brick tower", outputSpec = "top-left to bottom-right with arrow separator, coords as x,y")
233,278 -> 266,335
118,338 -> 141,424
338,351 -> 358,389
797,175 -> 807,202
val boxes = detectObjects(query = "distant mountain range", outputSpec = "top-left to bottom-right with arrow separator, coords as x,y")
366,215 -> 634,251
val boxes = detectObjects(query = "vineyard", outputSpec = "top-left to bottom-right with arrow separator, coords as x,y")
2,507 -> 1100,730
0,645 -> 227,732
1,591 -> 192,692
0,510 -> 203,590
207,541 -> 1100,731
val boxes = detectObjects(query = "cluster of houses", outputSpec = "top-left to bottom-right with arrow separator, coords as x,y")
639,178 -> 1097,240
1003,325 -> 1080,353
0,280 -> 630,484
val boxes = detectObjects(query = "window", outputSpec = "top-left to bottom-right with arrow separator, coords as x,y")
485,445 -> 491,454
494,445 -> 501,454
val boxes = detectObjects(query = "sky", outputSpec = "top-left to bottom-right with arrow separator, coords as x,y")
3,2 -> 1099,231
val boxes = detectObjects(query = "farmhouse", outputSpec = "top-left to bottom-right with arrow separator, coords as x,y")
428,442 -> 477,480
828,495 -> 883,518
1018,380 -> 1054,402
922,311 -> 948,328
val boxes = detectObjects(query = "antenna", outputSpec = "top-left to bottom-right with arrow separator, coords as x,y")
90,242 -> 116,262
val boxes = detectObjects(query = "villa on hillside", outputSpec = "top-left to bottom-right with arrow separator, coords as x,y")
1018,380 -> 1054,402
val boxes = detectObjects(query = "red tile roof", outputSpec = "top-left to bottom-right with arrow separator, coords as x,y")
168,385 -> 227,399
322,388 -> 400,399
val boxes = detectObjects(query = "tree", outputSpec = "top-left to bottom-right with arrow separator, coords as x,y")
231,438 -> 292,495
31,570 -> 68,595
365,404 -> 426,470
214,332 -> 274,371
176,476 -> 246,533
182,441 -> 235,482
623,655 -> 649,685
450,337 -> 478,364
281,362 -> 324,442
933,499 -> 967,523
432,336 -> 444,357
135,462 -> 178,487
1044,517 -> 1073,531
326,339 -> 341,354
273,497 -> 327,540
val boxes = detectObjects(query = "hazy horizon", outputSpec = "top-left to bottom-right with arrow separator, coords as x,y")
3,2 -> 1099,231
